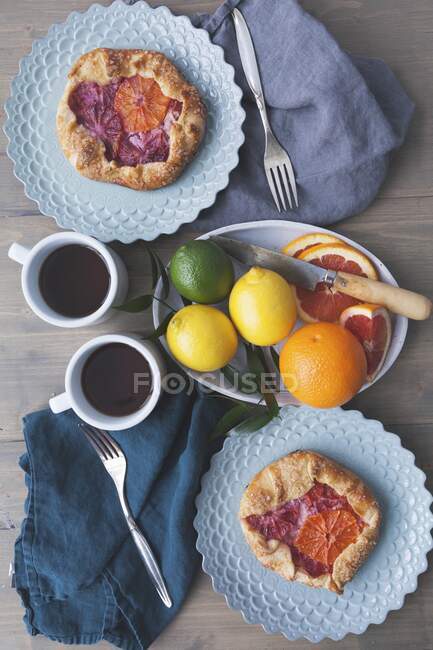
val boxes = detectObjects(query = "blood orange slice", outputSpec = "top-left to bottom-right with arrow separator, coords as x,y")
282,232 -> 342,258
114,76 -> 171,132
340,303 -> 392,381
295,243 -> 378,323
294,509 -> 359,566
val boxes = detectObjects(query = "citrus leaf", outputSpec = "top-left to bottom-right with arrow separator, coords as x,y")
232,409 -> 275,434
245,345 -> 280,417
151,250 -> 170,300
147,247 -> 159,289
144,312 -> 173,341
221,365 -> 261,396
114,294 -> 153,313
221,364 -> 236,385
211,403 -> 251,440
270,346 -> 280,371
138,242 -> 160,290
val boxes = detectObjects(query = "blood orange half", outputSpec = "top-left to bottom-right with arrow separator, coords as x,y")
114,76 -> 171,132
295,243 -> 378,323
340,303 -> 392,381
282,232 -> 342,258
294,509 -> 359,566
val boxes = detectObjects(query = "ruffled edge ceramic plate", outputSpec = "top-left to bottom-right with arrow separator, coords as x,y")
153,220 -> 408,405
3,0 -> 245,242
194,406 -> 433,642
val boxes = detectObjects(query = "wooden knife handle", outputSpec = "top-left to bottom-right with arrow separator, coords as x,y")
334,271 -> 432,321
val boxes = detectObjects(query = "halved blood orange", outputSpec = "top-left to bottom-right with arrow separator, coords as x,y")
282,232 -> 342,258
340,303 -> 392,381
294,509 -> 359,566
295,243 -> 378,323
114,75 -> 171,132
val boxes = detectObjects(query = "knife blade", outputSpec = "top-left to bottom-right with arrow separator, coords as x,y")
210,235 -> 336,290
210,235 -> 432,321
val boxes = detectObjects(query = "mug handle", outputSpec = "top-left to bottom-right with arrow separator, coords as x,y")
8,243 -> 31,265
49,392 -> 71,414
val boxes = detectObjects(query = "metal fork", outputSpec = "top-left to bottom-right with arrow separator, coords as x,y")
232,8 -> 298,212
80,423 -> 172,608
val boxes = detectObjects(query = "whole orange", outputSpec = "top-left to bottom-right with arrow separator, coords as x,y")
279,322 -> 367,408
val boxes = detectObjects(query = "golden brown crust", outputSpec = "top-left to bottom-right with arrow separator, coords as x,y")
239,450 -> 380,593
56,48 -> 207,190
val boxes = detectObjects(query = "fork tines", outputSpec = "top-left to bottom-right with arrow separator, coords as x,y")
80,423 -> 122,460
265,160 -> 298,213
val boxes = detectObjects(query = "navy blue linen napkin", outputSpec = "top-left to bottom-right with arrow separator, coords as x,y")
186,0 -> 414,230
14,382 -> 229,649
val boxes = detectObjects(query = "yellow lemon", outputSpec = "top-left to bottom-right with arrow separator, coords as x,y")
166,305 -> 238,372
229,267 -> 297,346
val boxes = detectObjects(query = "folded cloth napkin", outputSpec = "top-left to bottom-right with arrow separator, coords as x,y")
14,379 -> 229,649
185,0 -> 414,231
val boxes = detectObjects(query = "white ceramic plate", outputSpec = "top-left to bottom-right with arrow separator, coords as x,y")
194,406 -> 433,642
153,220 -> 408,405
3,0 -> 245,242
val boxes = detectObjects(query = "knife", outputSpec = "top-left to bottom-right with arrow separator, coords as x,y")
210,236 -> 432,321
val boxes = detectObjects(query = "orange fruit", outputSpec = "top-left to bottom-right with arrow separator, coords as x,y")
295,243 -> 378,323
114,76 -> 171,132
340,303 -> 392,382
295,509 -> 359,566
279,322 -> 367,408
282,232 -> 342,258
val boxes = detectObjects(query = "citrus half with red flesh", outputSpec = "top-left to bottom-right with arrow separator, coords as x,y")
282,232 -> 342,258
295,243 -> 378,323
340,303 -> 392,381
114,76 -> 171,132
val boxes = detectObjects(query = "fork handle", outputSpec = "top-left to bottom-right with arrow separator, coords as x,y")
129,522 -> 172,608
232,9 -> 271,131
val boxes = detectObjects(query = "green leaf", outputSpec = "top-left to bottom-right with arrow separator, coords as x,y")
221,364 -> 236,386
151,250 -> 170,300
147,248 -> 159,289
232,409 -> 275,434
211,403 -> 251,440
144,312 -> 173,341
221,365 -> 261,396
114,294 -> 153,313
245,346 -> 280,417
270,346 -> 280,371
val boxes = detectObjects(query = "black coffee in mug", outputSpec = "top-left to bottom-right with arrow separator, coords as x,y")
81,343 -> 153,417
39,244 -> 110,318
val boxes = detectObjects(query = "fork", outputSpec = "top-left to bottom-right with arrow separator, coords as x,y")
80,423 -> 172,608
232,8 -> 298,212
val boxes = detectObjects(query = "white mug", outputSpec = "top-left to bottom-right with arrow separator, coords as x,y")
49,333 -> 165,431
8,232 -> 128,328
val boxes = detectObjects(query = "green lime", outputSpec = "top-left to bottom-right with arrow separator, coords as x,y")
169,240 -> 234,304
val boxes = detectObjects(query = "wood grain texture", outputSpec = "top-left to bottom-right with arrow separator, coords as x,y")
0,1 -> 432,649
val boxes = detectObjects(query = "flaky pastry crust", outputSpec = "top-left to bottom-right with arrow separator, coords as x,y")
56,48 -> 207,190
239,450 -> 380,593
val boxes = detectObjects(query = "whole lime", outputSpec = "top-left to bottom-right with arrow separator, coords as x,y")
169,240 -> 234,304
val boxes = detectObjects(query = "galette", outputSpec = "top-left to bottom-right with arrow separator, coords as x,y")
239,450 -> 380,593
56,48 -> 207,190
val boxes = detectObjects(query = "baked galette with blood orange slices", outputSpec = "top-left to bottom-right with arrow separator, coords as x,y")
56,48 -> 206,190
239,451 -> 380,593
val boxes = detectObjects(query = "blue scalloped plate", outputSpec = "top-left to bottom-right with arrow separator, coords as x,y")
194,406 -> 433,642
4,0 -> 245,242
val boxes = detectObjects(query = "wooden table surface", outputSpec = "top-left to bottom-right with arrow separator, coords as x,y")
1,1 -> 433,648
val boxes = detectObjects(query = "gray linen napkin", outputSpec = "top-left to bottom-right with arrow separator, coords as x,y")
125,0 -> 414,229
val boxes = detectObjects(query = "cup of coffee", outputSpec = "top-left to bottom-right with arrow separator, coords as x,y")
8,232 -> 128,328
49,333 -> 164,430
